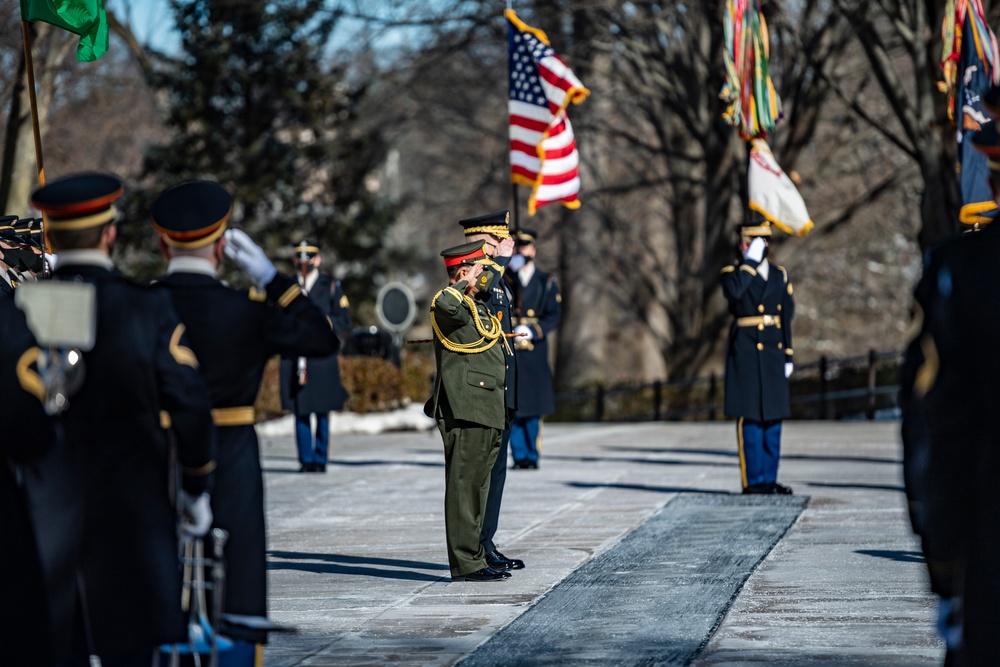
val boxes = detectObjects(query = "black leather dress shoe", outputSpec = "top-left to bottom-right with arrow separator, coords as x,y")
298,463 -> 315,473
771,482 -> 793,495
487,550 -> 525,570
741,483 -> 771,495
452,567 -> 511,582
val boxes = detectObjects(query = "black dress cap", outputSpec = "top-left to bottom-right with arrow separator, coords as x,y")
150,180 -> 233,248
30,173 -> 123,231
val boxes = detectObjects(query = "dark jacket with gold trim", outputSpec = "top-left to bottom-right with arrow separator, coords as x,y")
30,263 -> 215,658
507,265 -> 561,417
720,257 -> 794,421
0,297 -> 56,665
479,258 -> 518,412
154,269 -> 338,621
280,272 -> 351,414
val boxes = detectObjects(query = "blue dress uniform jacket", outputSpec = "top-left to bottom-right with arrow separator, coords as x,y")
155,269 -> 338,628
0,298 -> 56,666
720,258 -> 795,421
905,223 -> 1000,663
509,267 -> 561,417
480,260 -> 518,412
29,263 -> 215,660
280,273 -> 351,414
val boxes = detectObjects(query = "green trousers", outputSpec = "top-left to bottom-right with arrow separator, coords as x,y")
437,417 -> 502,577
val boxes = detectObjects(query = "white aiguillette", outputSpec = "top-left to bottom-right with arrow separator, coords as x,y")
14,281 -> 97,351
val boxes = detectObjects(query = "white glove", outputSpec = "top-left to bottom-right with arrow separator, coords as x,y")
745,237 -> 766,262
180,491 -> 213,539
224,229 -> 277,287
44,253 -> 58,271
513,324 -> 534,341
507,254 -> 527,272
784,362 -> 793,378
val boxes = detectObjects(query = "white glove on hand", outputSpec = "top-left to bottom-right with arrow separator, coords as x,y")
507,254 -> 527,272
224,229 -> 277,287
513,324 -> 534,341
784,362 -> 793,378
745,237 -> 766,263
180,491 -> 213,539
44,253 -> 58,271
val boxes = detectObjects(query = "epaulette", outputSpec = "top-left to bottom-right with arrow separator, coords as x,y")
720,265 -> 736,274
773,264 -> 788,282
248,286 -> 267,302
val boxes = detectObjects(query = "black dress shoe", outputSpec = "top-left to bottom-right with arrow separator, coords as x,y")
527,460 -> 539,469
298,463 -> 315,473
487,550 -> 525,570
771,482 -> 793,495
452,567 -> 511,582
511,460 -> 529,469
742,483 -> 771,495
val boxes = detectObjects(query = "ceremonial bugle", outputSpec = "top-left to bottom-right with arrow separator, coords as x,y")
406,332 -> 528,345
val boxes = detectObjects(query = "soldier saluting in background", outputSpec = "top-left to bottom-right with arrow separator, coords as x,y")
719,216 -> 795,495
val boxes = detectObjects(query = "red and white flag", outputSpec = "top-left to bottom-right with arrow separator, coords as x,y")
507,9 -> 590,215
748,139 -> 813,236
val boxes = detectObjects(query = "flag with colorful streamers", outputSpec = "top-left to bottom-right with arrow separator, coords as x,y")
721,0 -> 781,140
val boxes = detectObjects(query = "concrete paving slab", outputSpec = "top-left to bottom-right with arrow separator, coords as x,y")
257,421 -> 942,666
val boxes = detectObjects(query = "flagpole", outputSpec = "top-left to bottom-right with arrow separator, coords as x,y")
20,21 -> 46,187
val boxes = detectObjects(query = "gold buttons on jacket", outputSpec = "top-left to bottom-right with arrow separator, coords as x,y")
778,343 -> 783,349
777,305 -> 782,311
758,324 -> 764,330
479,381 -> 485,386
758,305 -> 765,313
757,343 -> 764,350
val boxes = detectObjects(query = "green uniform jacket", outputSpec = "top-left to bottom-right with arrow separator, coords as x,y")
428,280 -> 507,430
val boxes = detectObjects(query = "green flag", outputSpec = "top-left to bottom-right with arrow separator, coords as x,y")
19,0 -> 109,62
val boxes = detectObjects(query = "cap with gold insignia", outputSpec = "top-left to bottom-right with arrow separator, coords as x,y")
31,173 -> 124,232
151,180 -> 233,248
738,211 -> 773,238
441,240 -> 495,292
515,228 -> 537,245
459,210 -> 511,239
293,239 -> 320,259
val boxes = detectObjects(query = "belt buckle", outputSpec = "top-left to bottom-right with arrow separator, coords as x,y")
762,314 -> 774,326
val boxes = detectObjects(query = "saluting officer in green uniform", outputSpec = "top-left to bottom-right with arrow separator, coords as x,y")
426,240 -> 512,582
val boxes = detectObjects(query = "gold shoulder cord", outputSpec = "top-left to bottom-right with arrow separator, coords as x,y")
430,290 -> 504,354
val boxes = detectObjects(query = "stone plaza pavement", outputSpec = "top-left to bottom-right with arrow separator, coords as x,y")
256,421 -> 943,666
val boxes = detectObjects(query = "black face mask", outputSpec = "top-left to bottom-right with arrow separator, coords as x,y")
14,248 -> 44,274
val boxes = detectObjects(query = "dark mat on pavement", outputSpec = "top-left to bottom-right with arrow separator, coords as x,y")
459,493 -> 808,667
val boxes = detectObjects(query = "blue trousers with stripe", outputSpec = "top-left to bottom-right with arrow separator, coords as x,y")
509,416 -> 541,463
737,418 -> 782,488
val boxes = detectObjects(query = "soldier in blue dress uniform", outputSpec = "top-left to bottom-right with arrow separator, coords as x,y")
28,173 -> 216,666
899,117 -> 1000,666
460,210 -> 525,572
149,180 -> 339,663
279,240 -> 352,472
719,217 -> 795,495
0,297 -> 56,666
505,229 -> 562,469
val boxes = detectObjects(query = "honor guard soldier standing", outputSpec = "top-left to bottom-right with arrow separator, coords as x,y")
426,241 -> 510,581
0,297 -> 56,666
29,173 -> 216,666
149,180 -> 340,663
720,217 -> 795,495
899,119 -> 1000,665
505,228 -> 562,469
460,210 -> 525,572
280,239 -> 352,472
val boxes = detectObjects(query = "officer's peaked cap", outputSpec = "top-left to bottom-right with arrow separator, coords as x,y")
458,211 -> 511,239
31,173 -> 123,232
293,239 -> 320,257
440,240 -> 488,267
150,180 -> 233,248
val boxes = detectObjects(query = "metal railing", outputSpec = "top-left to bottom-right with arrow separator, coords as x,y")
552,349 -> 904,423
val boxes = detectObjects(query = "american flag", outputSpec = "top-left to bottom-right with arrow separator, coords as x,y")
506,9 -> 590,215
